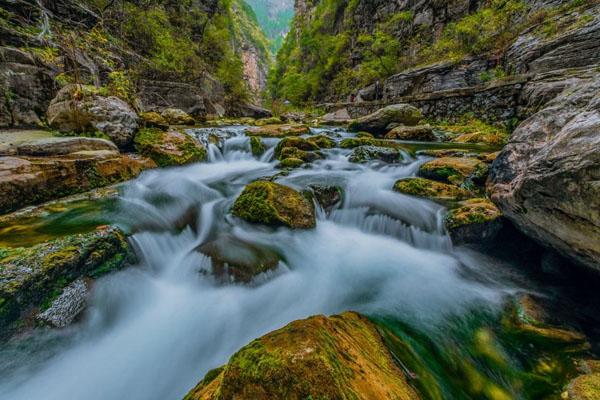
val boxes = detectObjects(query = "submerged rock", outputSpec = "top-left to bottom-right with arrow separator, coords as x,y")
445,198 -> 503,244
385,125 -> 435,141
349,145 -> 401,163
245,124 -> 310,138
183,312 -> 420,400
418,157 -> 488,186
134,128 -> 207,167
394,177 -> 470,202
0,226 -> 134,336
198,235 -> 280,283
46,84 -> 139,148
348,104 -> 422,136
232,181 -> 315,229
308,185 -> 342,213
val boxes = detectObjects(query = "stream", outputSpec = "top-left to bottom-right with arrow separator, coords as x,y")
0,126 -> 587,399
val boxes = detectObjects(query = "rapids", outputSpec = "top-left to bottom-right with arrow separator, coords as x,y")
0,126 -> 537,399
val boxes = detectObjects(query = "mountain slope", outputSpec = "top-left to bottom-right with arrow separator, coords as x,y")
246,0 -> 295,54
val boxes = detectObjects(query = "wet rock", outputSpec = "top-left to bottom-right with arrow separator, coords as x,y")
0,134 -> 117,157
349,145 -> 400,164
134,128 -> 207,167
348,104 -> 422,136
488,74 -> 600,272
418,157 -> 488,186
308,185 -> 342,213
245,124 -> 310,138
385,125 -> 435,141
445,198 -> 503,245
278,158 -> 305,169
279,147 -> 322,163
184,312 -> 420,400
198,235 -> 280,283
0,152 -> 156,214
37,279 -> 88,328
319,108 -> 352,125
161,108 -> 195,125
249,136 -> 265,157
0,226 -> 134,336
232,181 -> 315,229
307,134 -> 336,149
46,84 -> 139,148
394,177 -> 470,202
274,137 -> 320,159
139,112 -> 169,129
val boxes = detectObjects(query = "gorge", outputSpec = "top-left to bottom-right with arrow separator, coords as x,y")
1,1 -> 600,399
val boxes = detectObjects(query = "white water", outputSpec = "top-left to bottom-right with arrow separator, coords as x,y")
0,126 -> 512,400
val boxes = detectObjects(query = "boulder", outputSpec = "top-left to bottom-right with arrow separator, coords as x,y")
232,103 -> 272,119
418,157 -> 488,186
0,226 -> 134,336
488,74 -> 600,272
274,137 -> 320,159
567,372 -> 600,400
245,124 -> 310,138
278,158 -> 305,169
183,312 -> 420,400
385,125 -> 435,141
348,104 -> 422,136
198,235 -> 280,283
232,181 -> 315,229
308,185 -> 342,212
0,133 -> 117,157
47,84 -> 139,148
161,108 -> 195,125
349,145 -> 400,163
319,108 -> 352,125
444,198 -> 503,245
254,117 -> 282,126
394,178 -> 470,202
139,112 -> 169,129
0,152 -> 155,214
249,136 -> 265,157
134,128 -> 207,167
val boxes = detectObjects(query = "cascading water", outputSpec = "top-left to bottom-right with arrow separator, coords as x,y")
0,126 -> 532,399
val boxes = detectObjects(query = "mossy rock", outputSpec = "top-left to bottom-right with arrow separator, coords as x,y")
385,125 -> 436,141
183,312 -> 420,400
274,137 -> 320,159
349,145 -> 400,164
161,108 -> 195,125
278,158 -> 305,169
249,136 -> 265,157
418,157 -> 489,185
134,128 -> 207,167
232,181 -> 315,229
245,124 -> 310,138
0,226 -> 134,336
254,117 -> 282,126
445,198 -> 503,244
348,104 -> 422,136
139,112 -> 169,129
568,373 -> 600,400
452,132 -> 507,145
198,235 -> 279,283
307,134 -> 335,149
394,177 -> 470,202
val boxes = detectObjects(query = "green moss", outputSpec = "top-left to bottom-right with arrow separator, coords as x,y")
249,136 -> 265,157
278,157 -> 305,169
274,137 -> 319,159
445,198 -> 502,229
134,128 -> 206,167
394,178 -> 470,202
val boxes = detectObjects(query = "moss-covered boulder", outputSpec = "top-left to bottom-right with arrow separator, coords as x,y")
274,137 -> 319,159
452,132 -> 507,145
418,157 -> 489,186
232,181 -> 315,229
568,372 -> 600,400
198,235 -> 280,283
385,125 -> 436,141
183,312 -> 420,400
394,177 -> 470,202
245,124 -> 310,138
444,198 -> 503,244
161,108 -> 195,125
349,145 -> 401,163
134,128 -> 207,167
307,134 -> 336,149
254,117 -> 282,126
249,136 -> 265,157
278,158 -> 305,169
139,111 -> 169,129
0,226 -> 134,336
348,104 -> 422,136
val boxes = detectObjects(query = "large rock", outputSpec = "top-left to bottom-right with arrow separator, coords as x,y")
444,198 -> 503,245
418,157 -> 488,186
183,312 -> 420,400
488,74 -> 600,271
0,151 -> 155,214
348,104 -> 422,136
319,108 -> 351,125
46,84 -> 139,148
0,134 -> 118,157
385,125 -> 435,141
161,108 -> 195,125
245,124 -> 310,138
349,145 -> 401,164
232,181 -> 316,229
0,226 -> 134,336
134,128 -> 207,167
394,177 -> 470,202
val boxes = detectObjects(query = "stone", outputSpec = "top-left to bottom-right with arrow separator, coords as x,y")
418,157 -> 488,186
567,373 -> 600,400
0,226 -> 134,336
232,181 -> 315,229
278,158 -> 305,169
319,108 -> 351,125
394,177 -> 470,202
249,136 -> 265,157
308,185 -> 342,213
198,235 -> 280,283
0,152 -> 156,214
245,124 -> 310,138
488,74 -> 600,272
274,137 -> 319,159
46,84 -> 139,148
444,198 -> 503,245
385,125 -> 436,141
254,117 -> 282,126
231,103 -> 272,119
452,132 -> 506,145
183,312 -> 420,400
348,104 -> 422,136
349,145 -> 401,164
161,108 -> 195,125
134,128 -> 207,167
1,135 -> 118,157
139,112 -> 169,129
37,279 -> 88,328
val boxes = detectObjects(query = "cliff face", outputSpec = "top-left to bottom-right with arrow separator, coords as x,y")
0,0 -> 270,126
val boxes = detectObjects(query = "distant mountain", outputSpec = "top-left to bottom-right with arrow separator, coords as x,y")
246,0 -> 294,54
